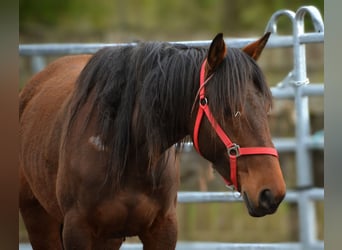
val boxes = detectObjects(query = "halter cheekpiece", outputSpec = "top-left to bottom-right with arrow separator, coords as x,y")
193,59 -> 278,190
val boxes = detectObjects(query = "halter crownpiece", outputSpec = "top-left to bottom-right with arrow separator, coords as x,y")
193,59 -> 278,190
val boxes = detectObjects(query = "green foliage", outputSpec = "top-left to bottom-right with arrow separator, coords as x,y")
19,0 -> 324,42
20,0 -> 68,26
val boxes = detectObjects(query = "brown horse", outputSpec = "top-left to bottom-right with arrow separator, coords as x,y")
19,33 -> 286,250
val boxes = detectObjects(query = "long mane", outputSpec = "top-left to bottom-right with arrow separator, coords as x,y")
65,41 -> 271,188
66,42 -> 206,187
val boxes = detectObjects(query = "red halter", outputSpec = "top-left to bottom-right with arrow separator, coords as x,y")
193,59 -> 278,189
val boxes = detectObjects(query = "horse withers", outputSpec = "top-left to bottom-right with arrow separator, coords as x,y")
19,33 -> 286,249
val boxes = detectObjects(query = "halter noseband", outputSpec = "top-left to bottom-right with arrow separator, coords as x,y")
193,59 -> 278,190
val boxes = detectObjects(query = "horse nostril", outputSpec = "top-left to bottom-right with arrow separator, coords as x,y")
259,189 -> 276,211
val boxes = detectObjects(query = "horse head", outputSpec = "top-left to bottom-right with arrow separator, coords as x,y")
191,33 -> 286,217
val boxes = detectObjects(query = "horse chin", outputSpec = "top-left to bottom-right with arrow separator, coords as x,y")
242,192 -> 277,217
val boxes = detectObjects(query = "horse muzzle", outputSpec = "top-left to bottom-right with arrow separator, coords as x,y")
243,189 -> 285,217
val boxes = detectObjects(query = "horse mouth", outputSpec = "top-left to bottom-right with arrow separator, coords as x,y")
242,192 -> 273,217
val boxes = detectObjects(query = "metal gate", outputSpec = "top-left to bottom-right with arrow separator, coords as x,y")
19,5 -> 324,250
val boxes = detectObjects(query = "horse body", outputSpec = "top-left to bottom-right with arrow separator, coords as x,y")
20,54 -> 180,249
20,34 -> 286,250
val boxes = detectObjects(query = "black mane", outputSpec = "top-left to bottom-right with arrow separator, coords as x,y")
66,41 -> 271,187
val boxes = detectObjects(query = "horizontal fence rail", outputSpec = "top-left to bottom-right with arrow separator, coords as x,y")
19,5 -> 324,250
271,84 -> 324,99
177,189 -> 324,204
19,33 -> 324,56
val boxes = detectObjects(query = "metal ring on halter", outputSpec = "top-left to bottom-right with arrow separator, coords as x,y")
199,97 -> 208,107
227,144 -> 240,157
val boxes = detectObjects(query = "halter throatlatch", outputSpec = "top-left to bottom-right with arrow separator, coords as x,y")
193,59 -> 278,190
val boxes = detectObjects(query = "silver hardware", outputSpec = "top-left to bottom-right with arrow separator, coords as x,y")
227,144 -> 240,157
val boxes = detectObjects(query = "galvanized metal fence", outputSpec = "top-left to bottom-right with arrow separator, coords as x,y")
19,5 -> 324,250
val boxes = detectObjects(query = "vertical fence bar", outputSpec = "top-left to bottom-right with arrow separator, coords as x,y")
293,7 -> 314,189
292,6 -> 323,248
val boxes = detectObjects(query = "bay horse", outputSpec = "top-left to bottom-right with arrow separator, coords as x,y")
19,33 -> 286,250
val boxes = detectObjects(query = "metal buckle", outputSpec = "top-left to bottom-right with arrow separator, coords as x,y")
227,144 -> 240,157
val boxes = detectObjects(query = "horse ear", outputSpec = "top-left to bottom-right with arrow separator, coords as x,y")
242,32 -> 271,61
207,33 -> 227,72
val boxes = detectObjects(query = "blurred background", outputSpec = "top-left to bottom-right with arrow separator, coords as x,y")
19,0 -> 324,244
20,0 -> 323,43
